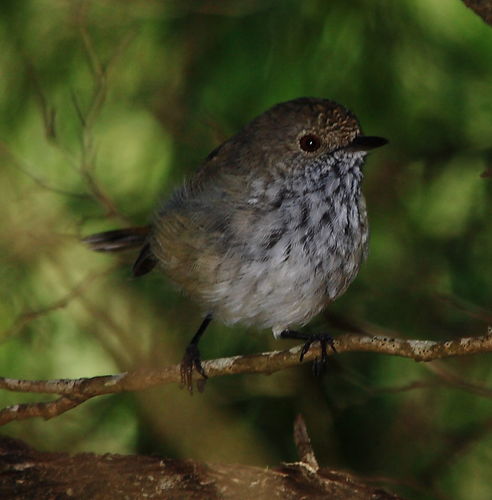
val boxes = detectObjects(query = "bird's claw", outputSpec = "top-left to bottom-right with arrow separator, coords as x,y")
180,343 -> 208,394
299,334 -> 337,376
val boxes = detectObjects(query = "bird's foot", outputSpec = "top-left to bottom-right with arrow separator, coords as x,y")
300,333 -> 337,376
180,343 -> 208,394
280,330 -> 337,376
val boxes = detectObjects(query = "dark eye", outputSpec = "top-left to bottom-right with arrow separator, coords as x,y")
299,134 -> 321,153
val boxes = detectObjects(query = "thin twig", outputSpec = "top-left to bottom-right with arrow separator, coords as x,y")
1,269 -> 116,340
0,141 -> 88,199
293,414 -> 319,471
1,332 -> 492,425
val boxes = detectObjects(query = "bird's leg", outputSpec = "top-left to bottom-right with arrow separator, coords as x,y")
279,330 -> 337,376
180,313 -> 213,393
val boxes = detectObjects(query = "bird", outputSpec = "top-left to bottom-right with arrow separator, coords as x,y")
83,97 -> 387,392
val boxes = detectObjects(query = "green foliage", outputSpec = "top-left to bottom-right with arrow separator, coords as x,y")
0,1 -> 491,498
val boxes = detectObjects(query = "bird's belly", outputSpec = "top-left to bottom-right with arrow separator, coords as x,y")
200,224 -> 366,330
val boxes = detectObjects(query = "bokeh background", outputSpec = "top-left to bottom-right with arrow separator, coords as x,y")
1,1 -> 491,499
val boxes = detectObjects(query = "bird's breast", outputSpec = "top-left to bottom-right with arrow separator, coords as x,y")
195,183 -> 368,329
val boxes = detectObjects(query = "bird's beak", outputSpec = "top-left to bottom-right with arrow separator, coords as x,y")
345,135 -> 388,153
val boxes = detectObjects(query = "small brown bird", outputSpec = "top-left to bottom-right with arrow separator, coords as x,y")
84,97 -> 387,391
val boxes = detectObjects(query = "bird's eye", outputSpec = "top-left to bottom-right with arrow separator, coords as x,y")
299,134 -> 321,153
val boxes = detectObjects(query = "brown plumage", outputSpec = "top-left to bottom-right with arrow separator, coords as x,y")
83,97 -> 387,390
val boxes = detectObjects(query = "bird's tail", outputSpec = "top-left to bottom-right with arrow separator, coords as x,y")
83,225 -> 156,276
83,226 -> 150,252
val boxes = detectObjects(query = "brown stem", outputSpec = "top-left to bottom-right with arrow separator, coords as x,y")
0,331 -> 491,424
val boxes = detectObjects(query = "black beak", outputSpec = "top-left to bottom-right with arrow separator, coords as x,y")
345,135 -> 388,153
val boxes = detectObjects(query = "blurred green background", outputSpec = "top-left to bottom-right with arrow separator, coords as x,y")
0,1 -> 491,498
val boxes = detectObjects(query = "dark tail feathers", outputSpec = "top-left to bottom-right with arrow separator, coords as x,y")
83,226 -> 157,277
83,226 -> 150,252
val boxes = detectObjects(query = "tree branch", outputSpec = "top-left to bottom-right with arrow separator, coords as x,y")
1,331 -> 491,425
461,0 -> 492,25
0,417 -> 404,500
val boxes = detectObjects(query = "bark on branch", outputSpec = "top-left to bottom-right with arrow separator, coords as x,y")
461,0 -> 492,25
0,415 -> 403,499
1,331 -> 491,425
